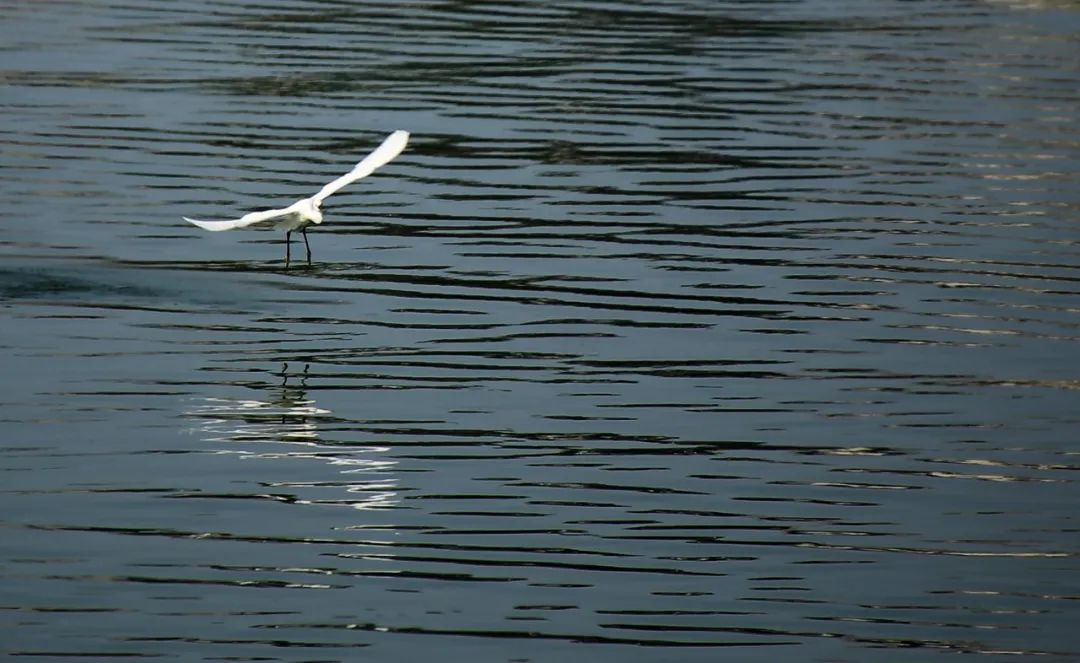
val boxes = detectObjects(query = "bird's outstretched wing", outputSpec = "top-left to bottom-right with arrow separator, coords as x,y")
311,130 -> 409,204
183,205 -> 295,231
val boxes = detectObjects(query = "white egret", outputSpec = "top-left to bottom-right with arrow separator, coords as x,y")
184,129 -> 409,268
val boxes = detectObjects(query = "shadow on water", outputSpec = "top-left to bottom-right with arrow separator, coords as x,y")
0,266 -> 155,300
0,258 -> 282,313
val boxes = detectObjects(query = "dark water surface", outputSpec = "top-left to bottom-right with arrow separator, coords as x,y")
2,1 -> 1078,661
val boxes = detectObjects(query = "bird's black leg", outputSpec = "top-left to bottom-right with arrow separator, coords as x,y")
285,230 -> 292,269
302,228 -> 312,266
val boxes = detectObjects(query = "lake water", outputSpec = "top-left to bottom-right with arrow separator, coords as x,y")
1,1 -> 1078,661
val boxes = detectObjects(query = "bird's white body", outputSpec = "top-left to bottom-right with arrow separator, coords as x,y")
184,130 -> 409,266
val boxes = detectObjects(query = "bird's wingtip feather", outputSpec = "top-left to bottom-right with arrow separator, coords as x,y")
184,216 -> 237,231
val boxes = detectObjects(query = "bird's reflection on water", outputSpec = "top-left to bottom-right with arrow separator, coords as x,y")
185,363 -> 399,510
188,363 -> 328,442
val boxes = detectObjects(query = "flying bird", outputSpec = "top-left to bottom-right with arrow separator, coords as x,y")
184,129 -> 409,268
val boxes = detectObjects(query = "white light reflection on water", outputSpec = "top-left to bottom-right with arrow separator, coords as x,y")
185,364 -> 400,511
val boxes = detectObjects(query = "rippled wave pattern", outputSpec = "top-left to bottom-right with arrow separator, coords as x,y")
2,1 -> 1078,661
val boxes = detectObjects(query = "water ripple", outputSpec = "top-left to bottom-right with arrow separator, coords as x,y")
2,0 -> 1078,661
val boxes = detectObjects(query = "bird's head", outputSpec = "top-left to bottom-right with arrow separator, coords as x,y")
296,198 -> 324,225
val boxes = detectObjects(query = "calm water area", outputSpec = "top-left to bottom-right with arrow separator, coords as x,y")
1,1 -> 1078,661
